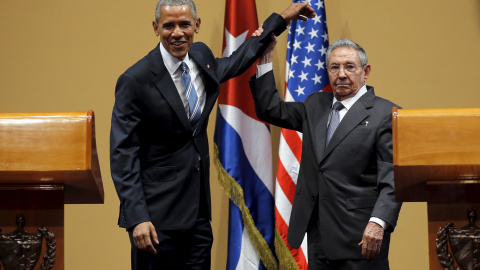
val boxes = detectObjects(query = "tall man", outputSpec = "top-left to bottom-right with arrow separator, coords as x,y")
110,0 -> 315,269
249,38 -> 402,269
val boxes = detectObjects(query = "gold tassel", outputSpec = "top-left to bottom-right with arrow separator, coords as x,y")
275,228 -> 299,270
214,144 -> 278,270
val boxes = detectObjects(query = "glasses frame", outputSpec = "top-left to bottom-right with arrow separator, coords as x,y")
327,64 -> 364,75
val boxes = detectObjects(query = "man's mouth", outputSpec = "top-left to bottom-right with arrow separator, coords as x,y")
171,41 -> 186,47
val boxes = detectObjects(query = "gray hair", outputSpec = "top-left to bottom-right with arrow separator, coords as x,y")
155,0 -> 198,22
326,38 -> 368,67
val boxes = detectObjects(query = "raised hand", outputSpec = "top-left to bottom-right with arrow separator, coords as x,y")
280,1 -> 316,25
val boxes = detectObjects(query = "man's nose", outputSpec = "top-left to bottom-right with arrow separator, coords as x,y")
172,26 -> 183,37
338,66 -> 347,78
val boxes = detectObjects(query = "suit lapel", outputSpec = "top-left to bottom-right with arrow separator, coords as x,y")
189,48 -> 219,130
150,46 -> 191,131
320,88 -> 375,162
313,95 -> 333,163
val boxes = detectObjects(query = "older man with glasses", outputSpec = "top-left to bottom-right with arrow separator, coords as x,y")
249,38 -> 402,270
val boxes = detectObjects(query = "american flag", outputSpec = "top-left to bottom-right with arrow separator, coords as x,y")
214,0 -> 277,269
275,0 -> 330,269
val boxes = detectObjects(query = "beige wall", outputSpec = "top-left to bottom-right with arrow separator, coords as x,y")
1,0 -> 479,269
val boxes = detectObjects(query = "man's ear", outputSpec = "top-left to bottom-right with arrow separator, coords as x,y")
194,17 -> 201,33
363,64 -> 371,82
152,21 -> 159,36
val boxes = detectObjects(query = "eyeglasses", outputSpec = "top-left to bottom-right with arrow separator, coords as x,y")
328,64 -> 362,74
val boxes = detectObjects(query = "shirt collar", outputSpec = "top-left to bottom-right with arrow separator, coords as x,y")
159,42 -> 191,75
332,84 -> 367,110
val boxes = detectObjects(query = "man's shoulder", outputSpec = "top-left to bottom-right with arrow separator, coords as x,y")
305,90 -> 333,102
373,95 -> 401,110
365,85 -> 401,110
190,41 -> 209,50
121,46 -> 159,80
190,42 -> 214,59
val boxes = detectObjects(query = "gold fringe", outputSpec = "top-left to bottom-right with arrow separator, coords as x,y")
214,144 -> 278,270
275,228 -> 299,270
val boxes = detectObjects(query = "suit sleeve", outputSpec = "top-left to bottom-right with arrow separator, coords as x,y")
371,111 -> 402,232
249,70 -> 306,131
110,73 -> 150,230
215,13 -> 287,83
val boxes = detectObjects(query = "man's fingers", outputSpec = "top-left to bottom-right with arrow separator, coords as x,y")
143,235 -> 157,254
360,222 -> 384,259
151,227 -> 159,245
134,234 -> 146,250
135,233 -> 157,254
281,2 -> 316,24
133,222 -> 158,254
252,26 -> 264,37
299,1 -> 316,19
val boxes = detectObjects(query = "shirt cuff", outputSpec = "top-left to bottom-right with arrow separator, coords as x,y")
369,217 -> 389,230
256,62 -> 273,78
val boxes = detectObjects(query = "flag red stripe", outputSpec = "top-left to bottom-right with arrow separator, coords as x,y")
281,128 -> 303,161
276,158 -> 296,205
275,207 -> 308,270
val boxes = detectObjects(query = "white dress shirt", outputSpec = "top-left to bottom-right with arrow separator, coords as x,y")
160,43 -> 206,118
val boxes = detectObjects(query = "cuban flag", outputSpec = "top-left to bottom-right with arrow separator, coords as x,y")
274,0 -> 331,269
213,0 -> 277,269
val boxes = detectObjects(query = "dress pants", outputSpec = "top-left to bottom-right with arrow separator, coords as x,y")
310,257 -> 390,270
129,217 -> 213,270
306,204 -> 389,270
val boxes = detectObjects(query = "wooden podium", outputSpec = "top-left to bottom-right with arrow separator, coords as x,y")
0,111 -> 104,269
392,107 -> 480,270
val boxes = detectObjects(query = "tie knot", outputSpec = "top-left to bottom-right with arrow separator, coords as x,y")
332,102 -> 344,111
180,62 -> 188,73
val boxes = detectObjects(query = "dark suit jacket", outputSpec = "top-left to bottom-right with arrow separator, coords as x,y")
249,71 -> 402,260
110,14 -> 287,231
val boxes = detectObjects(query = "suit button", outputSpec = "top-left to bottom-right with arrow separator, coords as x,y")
311,196 -> 316,201
319,169 -> 324,175
195,165 -> 200,172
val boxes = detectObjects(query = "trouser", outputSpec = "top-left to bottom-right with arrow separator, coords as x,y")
129,217 -> 213,270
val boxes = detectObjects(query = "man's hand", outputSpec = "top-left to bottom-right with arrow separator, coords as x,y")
133,221 -> 159,254
358,222 -> 384,259
252,26 -> 264,38
259,32 -> 277,65
280,1 -> 316,25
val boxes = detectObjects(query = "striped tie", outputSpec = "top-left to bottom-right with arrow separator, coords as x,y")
326,101 -> 344,146
180,62 -> 201,126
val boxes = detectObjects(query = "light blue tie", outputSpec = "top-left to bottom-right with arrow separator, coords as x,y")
180,62 -> 201,126
326,102 -> 344,146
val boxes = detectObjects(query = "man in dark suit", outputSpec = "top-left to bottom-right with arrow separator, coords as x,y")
110,0 -> 315,269
249,37 -> 402,269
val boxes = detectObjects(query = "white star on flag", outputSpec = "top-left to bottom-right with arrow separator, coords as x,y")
312,73 -> 322,85
315,59 -> 325,70
299,71 -> 309,82
297,25 -> 305,35
293,40 -> 302,50
291,54 -> 298,64
295,85 -> 305,96
305,42 -> 315,53
301,56 -> 312,68
308,28 -> 319,39
312,15 -> 322,25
